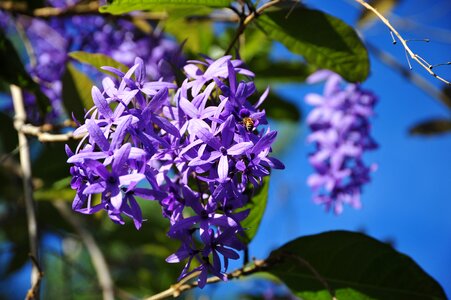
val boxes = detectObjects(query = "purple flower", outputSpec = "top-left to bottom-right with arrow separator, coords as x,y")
305,70 -> 378,214
1,8 -> 183,121
67,55 -> 284,287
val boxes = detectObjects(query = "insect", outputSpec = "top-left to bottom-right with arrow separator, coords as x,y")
242,117 -> 254,131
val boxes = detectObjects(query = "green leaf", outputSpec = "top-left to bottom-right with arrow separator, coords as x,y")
258,92 -> 301,122
409,118 -> 451,136
68,51 -> 128,75
0,32 -> 36,90
62,62 -> 95,120
242,28 -> 273,62
239,177 -> 270,244
0,112 -> 18,154
165,19 -> 214,54
266,231 -> 447,300
32,141 -> 78,189
441,86 -> 451,108
99,0 -> 232,15
34,177 -> 75,202
254,62 -> 316,84
0,32 -> 49,113
256,7 -> 370,82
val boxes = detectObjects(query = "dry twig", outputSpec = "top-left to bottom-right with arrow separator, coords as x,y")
10,84 -> 42,299
145,259 -> 267,300
53,201 -> 115,300
354,0 -> 450,86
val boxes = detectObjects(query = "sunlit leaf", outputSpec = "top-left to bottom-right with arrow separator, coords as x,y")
409,118 -> 451,136
69,51 -> 128,75
165,19 -> 214,54
256,7 -> 369,82
266,231 -> 447,300
61,62 -> 94,120
242,28 -> 273,62
34,177 -> 75,202
99,0 -> 232,15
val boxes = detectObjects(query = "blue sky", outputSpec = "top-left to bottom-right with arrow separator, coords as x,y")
246,0 -> 451,297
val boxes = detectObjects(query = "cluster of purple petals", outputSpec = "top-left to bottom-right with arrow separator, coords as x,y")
66,56 -> 284,287
0,1 -> 181,121
305,70 -> 378,214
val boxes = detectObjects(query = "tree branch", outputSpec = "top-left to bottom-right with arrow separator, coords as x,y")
145,259 -> 268,300
367,43 -> 451,109
53,201 -> 115,300
16,122 -> 83,142
10,84 -> 42,300
354,0 -> 450,86
0,1 -> 100,17
225,0 -> 281,54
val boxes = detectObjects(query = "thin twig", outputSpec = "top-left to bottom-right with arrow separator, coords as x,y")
367,43 -> 451,109
10,84 -> 42,300
225,0 -> 281,54
53,201 -> 115,300
46,249 -> 136,300
0,1 -> 99,17
17,123 -> 82,142
145,259 -> 267,300
354,0 -> 451,85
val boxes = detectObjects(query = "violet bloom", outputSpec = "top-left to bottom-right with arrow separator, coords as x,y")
0,2 -> 183,121
66,56 -> 284,287
305,70 -> 378,214
163,56 -> 283,284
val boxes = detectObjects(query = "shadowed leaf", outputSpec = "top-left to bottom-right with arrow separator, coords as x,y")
256,7 -> 369,82
256,92 -> 301,122
409,118 -> 451,135
0,31 -> 49,114
266,231 -> 447,300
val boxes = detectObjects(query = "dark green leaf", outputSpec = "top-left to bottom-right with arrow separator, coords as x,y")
0,112 -> 18,154
441,86 -> 451,108
32,141 -> 78,189
258,92 -> 301,122
99,0 -> 231,15
254,62 -> 316,84
266,231 -> 447,300
62,62 -> 95,120
0,32 -> 49,113
239,177 -> 270,244
69,51 -> 128,75
256,7 -> 370,82
0,31 -> 35,89
409,118 -> 451,136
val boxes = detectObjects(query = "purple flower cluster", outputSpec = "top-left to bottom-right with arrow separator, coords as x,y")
66,56 -> 283,287
305,70 -> 377,214
1,1 -> 181,121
